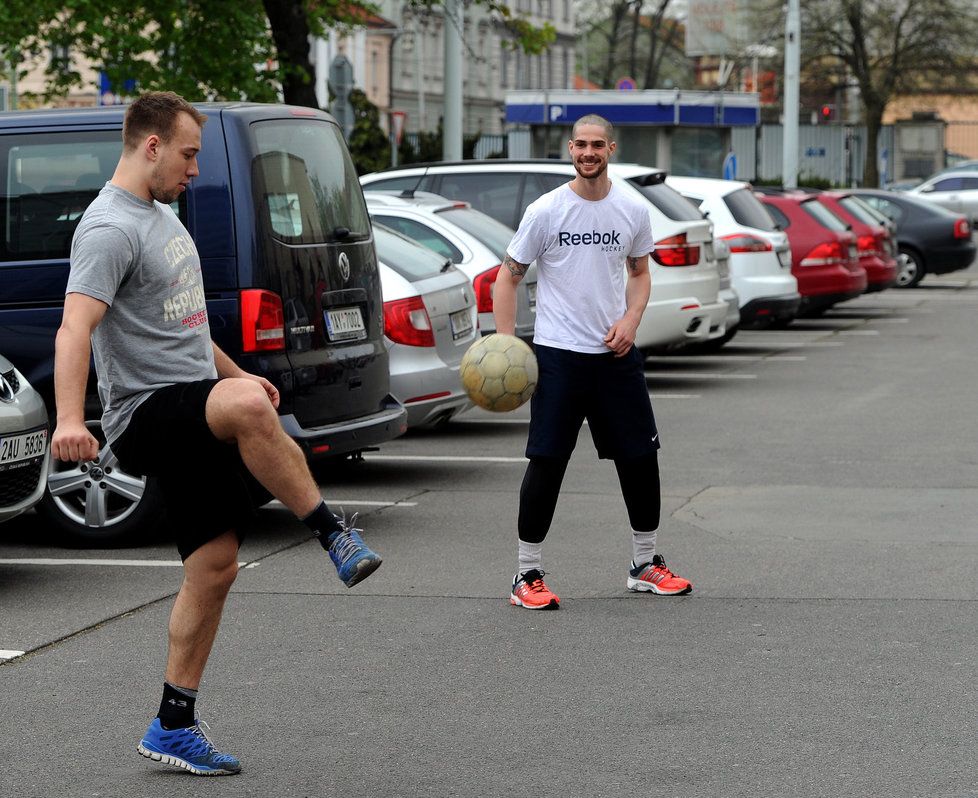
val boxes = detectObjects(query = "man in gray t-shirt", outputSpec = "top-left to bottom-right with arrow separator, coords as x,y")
52,91 -> 382,777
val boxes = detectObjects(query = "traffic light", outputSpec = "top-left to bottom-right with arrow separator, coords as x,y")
820,103 -> 836,122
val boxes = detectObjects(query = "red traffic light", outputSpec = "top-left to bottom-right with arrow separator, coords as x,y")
820,104 -> 835,121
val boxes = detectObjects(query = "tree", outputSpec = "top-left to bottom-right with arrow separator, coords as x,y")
578,0 -> 689,90
0,0 -> 554,108
801,0 -> 978,186
347,88 -> 390,174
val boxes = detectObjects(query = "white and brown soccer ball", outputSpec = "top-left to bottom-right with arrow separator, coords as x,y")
460,333 -> 538,412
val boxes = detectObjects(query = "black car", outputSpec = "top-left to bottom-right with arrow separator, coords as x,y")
847,189 -> 976,287
0,104 -> 407,545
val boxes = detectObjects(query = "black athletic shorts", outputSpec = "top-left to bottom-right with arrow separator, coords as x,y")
112,379 -> 272,561
526,344 -> 660,460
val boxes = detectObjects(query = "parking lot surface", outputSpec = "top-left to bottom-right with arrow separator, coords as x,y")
3,266 -> 978,798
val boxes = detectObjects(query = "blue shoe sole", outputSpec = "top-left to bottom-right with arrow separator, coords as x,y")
137,742 -> 241,776
343,555 -> 382,588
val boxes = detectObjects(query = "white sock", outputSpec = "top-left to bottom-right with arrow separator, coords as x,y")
517,540 -> 543,579
632,530 -> 657,567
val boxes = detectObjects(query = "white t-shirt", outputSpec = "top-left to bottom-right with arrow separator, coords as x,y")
507,182 -> 656,354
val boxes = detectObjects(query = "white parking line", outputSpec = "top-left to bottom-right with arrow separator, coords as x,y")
650,393 -> 701,399
0,650 -> 25,661
725,340 -> 844,348
365,455 -> 526,463
868,317 -> 909,323
647,371 -> 758,379
0,558 -> 250,567
651,354 -> 805,362
839,329 -> 881,336
266,499 -> 418,508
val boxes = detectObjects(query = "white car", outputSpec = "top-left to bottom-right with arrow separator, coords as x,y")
374,224 -> 477,428
712,237 -> 741,348
0,355 -> 49,524
361,162 -> 730,352
667,176 -> 800,328
908,172 -> 978,222
364,192 -> 538,341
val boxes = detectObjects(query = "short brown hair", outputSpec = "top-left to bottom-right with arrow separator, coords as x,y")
122,91 -> 206,151
572,114 -> 614,142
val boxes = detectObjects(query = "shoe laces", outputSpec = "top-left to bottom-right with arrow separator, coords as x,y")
330,512 -> 365,562
187,719 -> 235,763
521,570 -> 550,593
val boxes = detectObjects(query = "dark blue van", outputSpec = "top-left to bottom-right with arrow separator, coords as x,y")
0,103 -> 406,544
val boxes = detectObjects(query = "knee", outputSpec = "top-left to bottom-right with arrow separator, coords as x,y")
197,557 -> 239,596
211,379 -> 278,436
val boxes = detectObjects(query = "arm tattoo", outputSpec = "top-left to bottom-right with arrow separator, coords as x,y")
504,254 -> 529,277
626,256 -> 640,272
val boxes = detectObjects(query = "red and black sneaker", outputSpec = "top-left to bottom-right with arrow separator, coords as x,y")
627,555 -> 692,595
510,569 -> 560,610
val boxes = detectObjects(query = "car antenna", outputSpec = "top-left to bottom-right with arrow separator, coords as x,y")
400,165 -> 431,200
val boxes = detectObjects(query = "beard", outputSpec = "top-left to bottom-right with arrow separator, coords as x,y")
149,164 -> 181,205
573,157 -> 608,180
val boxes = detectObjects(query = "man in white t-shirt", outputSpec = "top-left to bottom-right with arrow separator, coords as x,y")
494,114 -> 692,609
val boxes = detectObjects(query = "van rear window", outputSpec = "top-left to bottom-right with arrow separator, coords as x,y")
1,132 -> 136,262
251,120 -> 369,244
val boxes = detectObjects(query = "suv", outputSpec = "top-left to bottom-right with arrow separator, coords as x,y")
360,161 -> 730,352
364,192 -> 537,340
666,176 -> 799,329
0,103 -> 406,545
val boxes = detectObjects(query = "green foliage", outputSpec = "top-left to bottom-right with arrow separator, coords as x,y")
1,0 -> 557,109
347,88 -> 390,175
396,118 -> 485,165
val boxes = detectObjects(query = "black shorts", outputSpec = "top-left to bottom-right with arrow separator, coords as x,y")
112,379 -> 272,561
527,344 -> 660,460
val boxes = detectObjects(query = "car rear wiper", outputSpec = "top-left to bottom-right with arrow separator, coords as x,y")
440,259 -> 453,272
329,226 -> 370,242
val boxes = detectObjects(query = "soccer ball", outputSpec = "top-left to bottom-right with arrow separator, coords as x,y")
460,334 -> 538,412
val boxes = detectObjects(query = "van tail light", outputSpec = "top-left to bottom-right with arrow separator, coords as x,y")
954,217 -> 971,239
473,264 -> 501,312
652,233 -> 700,266
800,240 -> 846,268
720,233 -> 772,253
241,289 -> 285,352
384,296 -> 435,347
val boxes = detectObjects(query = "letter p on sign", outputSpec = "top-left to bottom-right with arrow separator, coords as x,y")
549,105 -> 565,123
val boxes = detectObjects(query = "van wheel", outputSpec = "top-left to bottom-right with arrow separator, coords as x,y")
37,420 -> 165,547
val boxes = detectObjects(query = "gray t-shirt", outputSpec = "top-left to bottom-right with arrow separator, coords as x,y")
67,183 -> 217,444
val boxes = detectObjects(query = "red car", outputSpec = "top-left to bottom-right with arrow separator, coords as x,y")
814,191 -> 898,292
756,191 -> 868,315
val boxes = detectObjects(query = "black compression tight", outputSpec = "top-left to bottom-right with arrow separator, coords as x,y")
517,452 -> 660,544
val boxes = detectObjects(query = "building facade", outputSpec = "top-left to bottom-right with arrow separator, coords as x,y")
376,0 -> 576,136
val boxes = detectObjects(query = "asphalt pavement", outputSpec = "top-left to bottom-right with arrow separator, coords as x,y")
2,265 -> 978,798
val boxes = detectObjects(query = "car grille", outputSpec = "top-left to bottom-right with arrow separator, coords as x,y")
0,457 -> 45,506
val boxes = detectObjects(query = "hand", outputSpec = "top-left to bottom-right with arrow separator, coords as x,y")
51,420 -> 100,463
604,315 -> 639,357
243,373 -> 280,409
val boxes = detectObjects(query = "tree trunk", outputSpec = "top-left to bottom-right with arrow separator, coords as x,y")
262,0 -> 320,109
863,104 -> 884,187
628,0 -> 642,81
601,2 -> 629,89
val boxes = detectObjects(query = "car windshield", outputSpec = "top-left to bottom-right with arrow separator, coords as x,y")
250,119 -> 370,244
802,199 -> 848,231
724,188 -> 778,231
373,224 -> 449,280
627,178 -> 704,221
437,207 -> 514,261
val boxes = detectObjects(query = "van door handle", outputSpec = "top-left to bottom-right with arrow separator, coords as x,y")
348,377 -> 362,390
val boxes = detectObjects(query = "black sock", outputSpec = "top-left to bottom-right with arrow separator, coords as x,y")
157,682 -> 197,729
302,500 -> 342,549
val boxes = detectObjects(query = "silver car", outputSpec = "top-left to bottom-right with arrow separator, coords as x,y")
363,191 -> 538,341
375,224 -> 478,428
0,355 -> 49,523
909,172 -> 978,222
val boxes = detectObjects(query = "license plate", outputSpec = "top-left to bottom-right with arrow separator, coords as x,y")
0,428 -> 47,472
324,306 -> 366,342
450,308 -> 474,340
526,281 -> 537,309
777,248 -> 792,268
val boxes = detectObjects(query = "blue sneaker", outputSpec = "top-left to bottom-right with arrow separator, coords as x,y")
327,512 -> 382,587
137,717 -> 241,776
